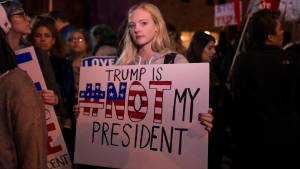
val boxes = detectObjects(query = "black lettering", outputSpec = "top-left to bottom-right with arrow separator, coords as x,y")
133,93 -> 142,112
122,124 -> 132,147
50,159 -> 57,168
134,124 -> 138,148
161,126 -> 173,153
111,123 -> 120,146
92,122 -> 100,143
114,69 -> 121,81
122,69 -> 129,80
156,67 -> 163,80
175,128 -> 188,155
102,122 -> 109,145
56,156 -> 65,166
105,70 -> 114,81
173,89 -> 187,121
140,125 -> 150,149
188,88 -> 200,123
139,67 -> 146,81
62,154 -> 68,164
152,67 -> 155,80
150,125 -> 159,151
130,69 -> 138,81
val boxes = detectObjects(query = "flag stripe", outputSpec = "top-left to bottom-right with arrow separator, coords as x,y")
129,91 -> 147,97
128,111 -> 146,120
150,81 -> 171,85
128,100 -> 148,107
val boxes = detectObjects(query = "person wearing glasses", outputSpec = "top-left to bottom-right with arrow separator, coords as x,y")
1,0 -> 62,115
0,4 -> 47,168
67,29 -> 92,96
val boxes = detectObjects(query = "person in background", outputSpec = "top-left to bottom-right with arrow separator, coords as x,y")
25,14 -> 75,131
91,24 -> 117,56
232,9 -> 300,169
67,29 -> 92,96
48,9 -> 76,41
187,30 -> 231,169
116,18 -> 128,58
1,0 -> 62,115
0,4 -> 47,168
166,23 -> 187,57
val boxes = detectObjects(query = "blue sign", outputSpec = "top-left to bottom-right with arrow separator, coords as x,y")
82,56 -> 118,67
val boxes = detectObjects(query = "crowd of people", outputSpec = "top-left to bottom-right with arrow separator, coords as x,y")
1,0 -> 300,169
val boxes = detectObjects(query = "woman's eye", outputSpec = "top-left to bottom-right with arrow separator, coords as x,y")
142,22 -> 147,26
34,34 -> 40,37
129,24 -> 134,28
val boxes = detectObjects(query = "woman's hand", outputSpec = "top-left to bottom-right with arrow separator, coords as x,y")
198,108 -> 214,132
73,105 -> 80,120
38,89 -> 58,105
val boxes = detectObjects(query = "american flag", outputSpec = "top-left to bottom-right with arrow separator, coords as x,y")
106,82 -> 127,119
128,81 -> 148,122
149,81 -> 171,123
79,83 -> 105,117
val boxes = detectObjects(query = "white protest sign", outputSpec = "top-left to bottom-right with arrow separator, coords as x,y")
74,63 -> 209,169
15,47 -> 72,169
215,1 -> 242,27
82,56 -> 118,67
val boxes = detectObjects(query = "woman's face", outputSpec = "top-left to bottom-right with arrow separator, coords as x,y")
128,8 -> 158,47
69,32 -> 87,54
201,40 -> 216,62
33,26 -> 55,55
9,9 -> 31,36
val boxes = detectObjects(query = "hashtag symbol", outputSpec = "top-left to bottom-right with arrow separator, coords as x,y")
79,83 -> 105,117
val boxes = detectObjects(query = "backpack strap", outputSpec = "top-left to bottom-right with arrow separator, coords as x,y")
164,53 -> 176,64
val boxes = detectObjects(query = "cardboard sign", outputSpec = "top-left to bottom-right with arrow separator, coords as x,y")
15,47 -> 72,169
82,56 -> 118,67
215,1 -> 242,27
74,63 -> 209,169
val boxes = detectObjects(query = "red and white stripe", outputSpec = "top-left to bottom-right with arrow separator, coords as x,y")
79,98 -> 104,117
128,81 -> 148,122
106,100 -> 125,119
149,81 -> 171,123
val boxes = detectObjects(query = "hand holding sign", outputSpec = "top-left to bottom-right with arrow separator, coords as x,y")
199,108 -> 214,132
38,89 -> 58,105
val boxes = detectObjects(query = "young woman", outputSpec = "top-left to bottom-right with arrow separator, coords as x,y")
67,29 -> 92,95
74,3 -> 213,132
187,30 -> 231,169
91,24 -> 117,56
0,4 -> 47,168
25,15 -> 75,119
1,0 -> 62,114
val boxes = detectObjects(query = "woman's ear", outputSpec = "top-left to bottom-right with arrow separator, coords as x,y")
155,24 -> 158,32
267,34 -> 274,42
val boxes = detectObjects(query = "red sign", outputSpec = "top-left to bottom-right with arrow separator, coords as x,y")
258,0 -> 278,10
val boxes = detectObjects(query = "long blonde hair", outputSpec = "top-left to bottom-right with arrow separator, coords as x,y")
116,3 -> 173,65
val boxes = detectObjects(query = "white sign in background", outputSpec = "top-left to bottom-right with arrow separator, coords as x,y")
15,47 -> 72,169
74,63 -> 209,169
215,1 -> 242,27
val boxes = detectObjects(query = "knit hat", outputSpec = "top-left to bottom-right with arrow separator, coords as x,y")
0,4 -> 11,34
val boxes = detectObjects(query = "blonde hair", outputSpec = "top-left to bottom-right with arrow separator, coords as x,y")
116,3 -> 173,65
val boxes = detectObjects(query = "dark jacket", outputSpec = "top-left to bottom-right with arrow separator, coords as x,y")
232,45 -> 300,146
20,38 -> 62,115
50,56 -> 75,101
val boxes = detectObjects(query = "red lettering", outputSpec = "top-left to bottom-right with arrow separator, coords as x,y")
47,123 -> 63,155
